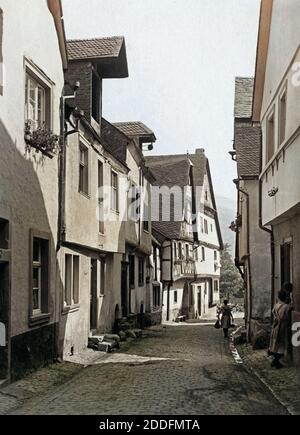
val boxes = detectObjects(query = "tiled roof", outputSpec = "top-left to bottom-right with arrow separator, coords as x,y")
235,123 -> 261,177
67,36 -> 125,61
114,122 -> 156,142
234,77 -> 254,119
146,150 -> 207,189
145,156 -> 191,240
100,118 -> 130,164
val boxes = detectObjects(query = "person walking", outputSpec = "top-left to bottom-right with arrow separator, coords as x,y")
269,290 -> 291,369
219,300 -> 233,339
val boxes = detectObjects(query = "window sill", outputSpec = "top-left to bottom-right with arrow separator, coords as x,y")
79,191 -> 91,200
29,313 -> 51,328
62,304 -> 80,315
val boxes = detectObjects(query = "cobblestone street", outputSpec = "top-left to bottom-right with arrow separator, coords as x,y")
0,324 -> 290,415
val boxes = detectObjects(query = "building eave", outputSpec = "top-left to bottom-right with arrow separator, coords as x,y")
252,0 -> 273,122
47,0 -> 68,70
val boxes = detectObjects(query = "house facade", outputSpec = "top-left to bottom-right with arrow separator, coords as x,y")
146,149 -> 222,322
231,77 -> 272,343
0,0 -> 67,381
252,0 -> 300,364
58,37 -> 158,357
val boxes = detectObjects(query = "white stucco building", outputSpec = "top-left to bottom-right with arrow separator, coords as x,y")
0,0 -> 67,381
252,0 -> 300,363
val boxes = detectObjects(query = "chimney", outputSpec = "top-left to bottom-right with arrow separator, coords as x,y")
195,148 -> 205,155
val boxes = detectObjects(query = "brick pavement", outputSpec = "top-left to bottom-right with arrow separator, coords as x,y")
238,343 -> 300,415
0,324 -> 291,415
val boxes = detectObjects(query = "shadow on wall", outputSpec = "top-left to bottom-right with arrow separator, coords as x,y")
0,118 -> 68,381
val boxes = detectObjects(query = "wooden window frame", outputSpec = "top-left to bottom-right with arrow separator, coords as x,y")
111,170 -> 119,212
266,108 -> 275,164
29,230 -> 51,327
278,85 -> 287,147
79,143 -> 89,196
24,59 -> 53,131
64,254 -> 80,309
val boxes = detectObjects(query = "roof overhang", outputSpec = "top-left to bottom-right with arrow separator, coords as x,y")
47,0 -> 68,70
68,38 -> 128,79
252,0 -> 273,122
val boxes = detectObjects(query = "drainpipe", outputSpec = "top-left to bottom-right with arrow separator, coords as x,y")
57,84 -> 80,252
259,177 -> 275,319
234,179 -> 252,339
234,186 -> 245,280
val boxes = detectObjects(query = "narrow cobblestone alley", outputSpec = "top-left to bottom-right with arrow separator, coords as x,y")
4,324 -> 289,415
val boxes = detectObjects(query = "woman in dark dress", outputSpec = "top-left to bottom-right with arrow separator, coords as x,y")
219,300 -> 234,338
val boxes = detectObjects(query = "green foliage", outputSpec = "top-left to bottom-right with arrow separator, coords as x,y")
220,243 -> 244,300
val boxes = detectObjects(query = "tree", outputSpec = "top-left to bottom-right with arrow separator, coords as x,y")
220,243 -> 244,300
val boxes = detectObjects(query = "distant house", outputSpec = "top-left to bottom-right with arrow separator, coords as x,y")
146,149 -> 223,322
231,77 -> 272,343
252,0 -> 300,364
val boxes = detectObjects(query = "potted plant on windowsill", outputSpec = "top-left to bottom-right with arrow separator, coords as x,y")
24,121 -> 60,158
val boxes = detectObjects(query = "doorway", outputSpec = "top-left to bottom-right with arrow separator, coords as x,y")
0,262 -> 9,380
121,262 -> 128,317
197,287 -> 202,318
90,259 -> 98,331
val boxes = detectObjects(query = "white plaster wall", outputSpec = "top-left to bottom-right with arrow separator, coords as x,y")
65,130 -> 127,254
261,1 -> 300,224
0,0 -> 64,336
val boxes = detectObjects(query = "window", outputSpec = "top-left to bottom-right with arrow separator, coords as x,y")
266,111 -> 275,163
138,258 -> 145,287
153,285 -> 161,308
92,71 -> 101,123
111,170 -> 119,212
204,219 -> 208,234
279,88 -> 287,146
195,247 -> 198,261
211,224 -> 213,233
31,236 -> 49,317
214,281 -> 219,293
129,255 -> 135,289
178,242 -> 183,260
79,144 -> 89,195
200,217 -> 204,233
214,251 -> 217,261
25,69 -> 50,131
143,198 -> 149,232
0,9 -> 3,96
98,161 -> 104,234
174,242 -> 177,260
0,218 -> 9,250
202,247 -> 206,262
64,254 -> 80,307
174,290 -> 178,304
185,244 -> 190,259
205,191 -> 208,201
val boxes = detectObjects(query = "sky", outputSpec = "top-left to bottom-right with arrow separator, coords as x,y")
63,0 -> 261,200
